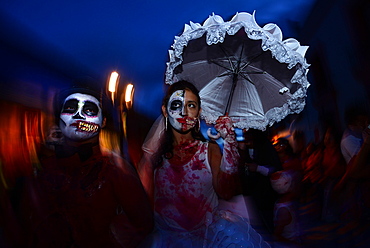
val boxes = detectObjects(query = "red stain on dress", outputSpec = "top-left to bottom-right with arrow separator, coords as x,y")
154,141 -> 217,231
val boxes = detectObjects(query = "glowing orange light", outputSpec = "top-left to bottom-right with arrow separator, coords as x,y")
125,84 -> 134,103
108,71 -> 119,103
271,131 -> 291,145
108,71 -> 119,93
271,135 -> 280,145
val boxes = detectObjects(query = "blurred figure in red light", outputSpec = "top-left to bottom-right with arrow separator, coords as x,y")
320,127 -> 346,222
0,102 -> 41,188
300,142 -> 318,177
300,136 -> 327,225
0,101 -> 45,247
301,126 -> 346,223
23,83 -> 153,248
273,138 -> 302,174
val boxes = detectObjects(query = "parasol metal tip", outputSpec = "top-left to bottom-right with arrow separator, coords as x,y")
230,12 -> 254,23
203,13 -> 224,26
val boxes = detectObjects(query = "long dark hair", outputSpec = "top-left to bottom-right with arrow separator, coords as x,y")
153,80 -> 203,168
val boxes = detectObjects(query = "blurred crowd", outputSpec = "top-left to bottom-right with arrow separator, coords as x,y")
1,93 -> 370,247
236,106 -> 370,247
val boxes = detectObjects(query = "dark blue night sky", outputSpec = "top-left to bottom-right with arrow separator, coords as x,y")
0,0 -> 316,119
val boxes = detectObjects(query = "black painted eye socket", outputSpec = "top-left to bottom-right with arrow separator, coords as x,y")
170,100 -> 182,111
61,100 -> 99,116
83,101 -> 99,116
62,99 -> 78,114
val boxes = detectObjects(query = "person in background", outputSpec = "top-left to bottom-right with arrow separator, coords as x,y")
340,107 -> 369,164
138,80 -> 270,248
23,82 -> 153,248
319,127 -> 346,222
270,169 -> 302,247
238,129 -> 282,236
337,107 -> 370,221
344,124 -> 370,179
273,138 -> 302,173
337,116 -> 370,221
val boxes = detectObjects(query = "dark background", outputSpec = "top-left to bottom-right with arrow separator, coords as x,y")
1,0 -> 370,246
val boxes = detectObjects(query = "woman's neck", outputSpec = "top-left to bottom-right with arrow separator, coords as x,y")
171,129 -> 195,146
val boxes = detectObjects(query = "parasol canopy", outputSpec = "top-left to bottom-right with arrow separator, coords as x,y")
165,12 -> 310,131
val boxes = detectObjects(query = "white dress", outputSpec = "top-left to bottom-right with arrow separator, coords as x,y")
144,141 -> 270,248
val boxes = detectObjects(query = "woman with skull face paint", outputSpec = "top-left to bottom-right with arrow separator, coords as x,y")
138,81 -> 270,248
25,85 -> 153,248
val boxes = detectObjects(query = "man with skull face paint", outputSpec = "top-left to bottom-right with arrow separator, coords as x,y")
138,81 -> 270,248
26,85 -> 153,248
59,92 -> 104,141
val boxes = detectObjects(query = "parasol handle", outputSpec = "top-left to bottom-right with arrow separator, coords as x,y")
224,73 -> 238,115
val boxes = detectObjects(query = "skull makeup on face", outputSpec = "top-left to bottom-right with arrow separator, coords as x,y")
166,89 -> 199,133
59,93 -> 104,141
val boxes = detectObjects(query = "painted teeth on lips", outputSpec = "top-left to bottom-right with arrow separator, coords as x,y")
177,117 -> 196,124
72,121 -> 99,133
177,118 -> 187,124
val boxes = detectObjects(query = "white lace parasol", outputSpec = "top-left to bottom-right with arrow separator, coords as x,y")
165,12 -> 310,131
